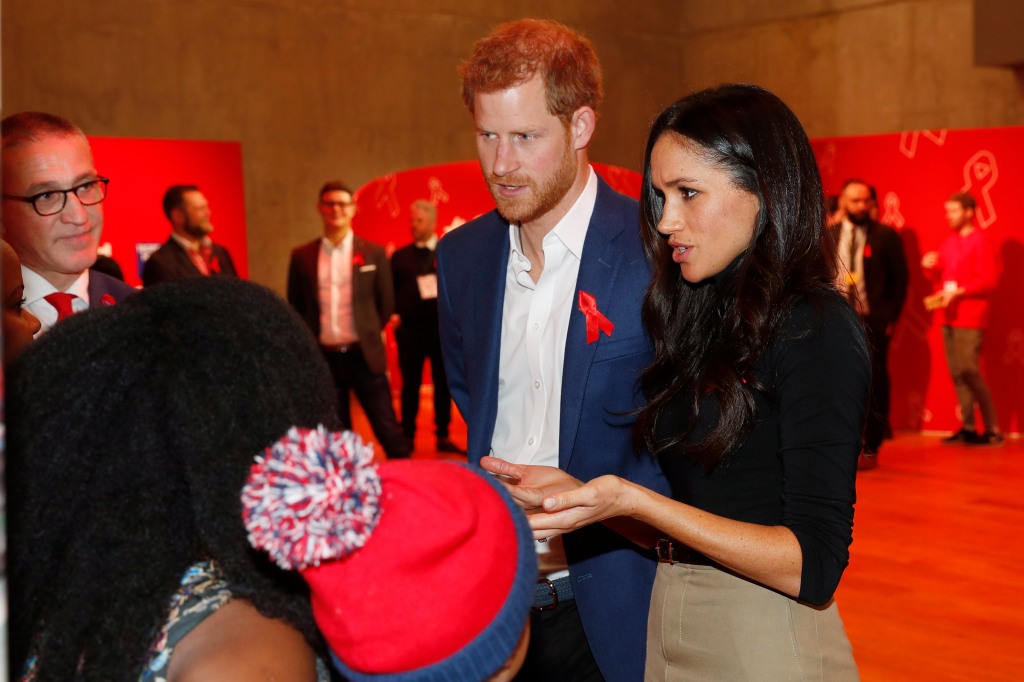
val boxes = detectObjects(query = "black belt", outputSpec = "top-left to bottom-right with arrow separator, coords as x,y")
320,342 -> 361,353
655,538 -> 714,566
532,576 -> 574,611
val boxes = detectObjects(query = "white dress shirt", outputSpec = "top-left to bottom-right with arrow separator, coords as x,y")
491,167 -> 597,468
22,266 -> 91,335
317,231 -> 359,345
837,218 -> 870,315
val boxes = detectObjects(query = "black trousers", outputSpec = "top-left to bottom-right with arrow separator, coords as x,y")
321,347 -> 410,459
863,317 -> 892,452
395,324 -> 452,439
514,599 -> 605,682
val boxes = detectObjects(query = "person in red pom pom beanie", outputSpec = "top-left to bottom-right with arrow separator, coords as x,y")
243,426 -> 536,682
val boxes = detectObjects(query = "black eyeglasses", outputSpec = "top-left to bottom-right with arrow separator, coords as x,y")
3,177 -> 110,216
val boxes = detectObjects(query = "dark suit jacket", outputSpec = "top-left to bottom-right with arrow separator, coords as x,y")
862,219 -> 909,329
142,238 -> 238,287
87,269 -> 136,306
436,176 -> 671,682
287,235 -> 394,374
390,242 -> 438,328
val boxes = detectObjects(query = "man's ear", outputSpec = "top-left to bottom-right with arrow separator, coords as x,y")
570,106 -> 596,151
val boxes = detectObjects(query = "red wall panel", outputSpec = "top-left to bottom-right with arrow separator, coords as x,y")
814,127 -> 1024,435
88,136 -> 248,287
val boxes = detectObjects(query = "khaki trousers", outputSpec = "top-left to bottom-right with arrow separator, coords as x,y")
646,562 -> 859,681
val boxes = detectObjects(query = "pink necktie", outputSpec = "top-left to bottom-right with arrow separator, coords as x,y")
44,292 -> 78,322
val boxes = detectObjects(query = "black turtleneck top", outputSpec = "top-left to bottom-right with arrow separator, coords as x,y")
656,290 -> 870,605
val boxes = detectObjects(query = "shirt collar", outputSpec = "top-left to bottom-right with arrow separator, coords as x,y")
842,217 -> 868,234
321,230 -> 353,252
22,266 -> 90,305
170,232 -> 211,252
414,234 -> 439,250
507,164 -> 597,273
550,165 -> 596,260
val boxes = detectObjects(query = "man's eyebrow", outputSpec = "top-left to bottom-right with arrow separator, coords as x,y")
22,172 -> 98,196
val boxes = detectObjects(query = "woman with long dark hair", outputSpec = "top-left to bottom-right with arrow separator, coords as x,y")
483,84 -> 869,679
7,278 -> 337,681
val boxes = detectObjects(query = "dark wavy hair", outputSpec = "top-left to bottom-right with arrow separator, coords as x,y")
635,84 -> 838,468
7,278 -> 340,681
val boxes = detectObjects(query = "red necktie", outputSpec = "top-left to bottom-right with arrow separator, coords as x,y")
44,292 -> 78,322
200,244 -> 221,274
187,248 -> 210,276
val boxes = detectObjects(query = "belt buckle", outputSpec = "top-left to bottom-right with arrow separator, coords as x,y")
534,577 -> 558,611
656,538 -> 677,564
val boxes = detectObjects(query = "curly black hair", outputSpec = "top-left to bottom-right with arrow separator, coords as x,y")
7,277 -> 341,681
635,84 -> 840,468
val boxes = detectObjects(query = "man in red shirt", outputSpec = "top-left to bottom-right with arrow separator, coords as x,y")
922,192 -> 1003,446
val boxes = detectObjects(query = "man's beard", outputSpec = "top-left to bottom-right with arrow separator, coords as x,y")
847,210 -> 870,227
184,218 -> 214,238
487,137 -> 577,225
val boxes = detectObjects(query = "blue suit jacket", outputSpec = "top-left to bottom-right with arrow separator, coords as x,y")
87,269 -> 136,306
436,176 -> 670,682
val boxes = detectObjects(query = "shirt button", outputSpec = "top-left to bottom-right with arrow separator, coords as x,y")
499,379 -> 506,386
533,380 -> 541,389
532,323 -> 540,331
528,437 -> 536,446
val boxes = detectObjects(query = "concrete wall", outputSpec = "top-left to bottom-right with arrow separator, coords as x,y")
669,0 -> 1024,137
3,0 -> 1021,293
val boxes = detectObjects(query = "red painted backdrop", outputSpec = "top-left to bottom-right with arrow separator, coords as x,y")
350,161 -> 644,392
89,130 -> 1022,436
814,127 -> 1023,435
88,136 -> 249,286
350,160 -> 642,254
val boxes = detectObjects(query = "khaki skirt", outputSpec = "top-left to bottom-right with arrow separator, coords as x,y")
646,562 -> 859,681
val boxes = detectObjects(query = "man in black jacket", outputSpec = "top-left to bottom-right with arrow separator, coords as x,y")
391,200 -> 463,454
142,185 -> 238,286
835,179 -> 909,468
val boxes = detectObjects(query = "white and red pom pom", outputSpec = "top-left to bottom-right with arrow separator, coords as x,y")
242,425 -> 381,570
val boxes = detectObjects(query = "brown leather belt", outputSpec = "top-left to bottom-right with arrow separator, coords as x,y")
655,538 -> 715,566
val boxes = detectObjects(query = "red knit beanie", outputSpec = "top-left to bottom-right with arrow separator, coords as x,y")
242,426 -> 536,681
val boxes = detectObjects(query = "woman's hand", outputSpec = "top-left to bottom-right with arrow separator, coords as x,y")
479,456 -> 583,511
527,475 -> 636,540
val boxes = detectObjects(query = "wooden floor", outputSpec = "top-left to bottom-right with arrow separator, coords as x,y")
836,432 -> 1024,681
354,397 -> 1024,681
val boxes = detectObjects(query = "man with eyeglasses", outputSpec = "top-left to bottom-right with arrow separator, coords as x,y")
287,181 -> 410,460
2,112 -> 135,333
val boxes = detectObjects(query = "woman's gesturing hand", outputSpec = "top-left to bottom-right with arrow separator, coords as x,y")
480,456 -> 584,512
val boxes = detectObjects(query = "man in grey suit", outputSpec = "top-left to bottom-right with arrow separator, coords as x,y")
287,181 -> 410,459
2,111 -> 134,334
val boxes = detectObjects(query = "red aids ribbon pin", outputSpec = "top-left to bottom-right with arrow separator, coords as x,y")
352,252 -> 365,267
578,290 -> 614,344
